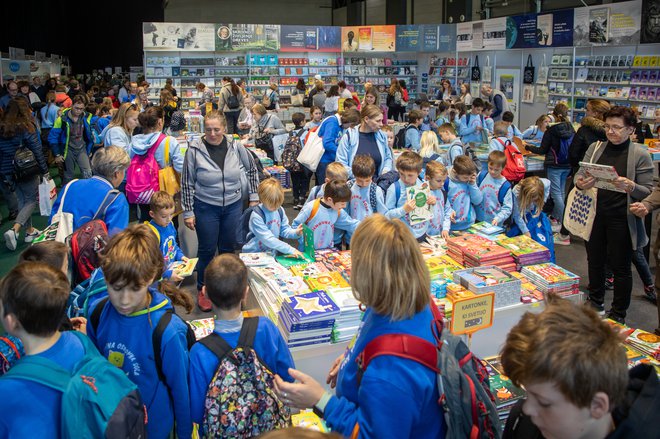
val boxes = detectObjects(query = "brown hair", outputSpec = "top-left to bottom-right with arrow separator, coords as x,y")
340,108 -> 361,126
160,89 -> 174,107
0,262 -> 70,336
586,99 -> 611,119
388,80 -> 402,96
0,98 -> 36,137
149,191 -> 175,212
352,154 -> 376,179
453,155 -> 477,175
204,254 -> 248,310
351,215 -> 430,320
438,122 -> 456,136
45,91 -> 56,103
363,88 -> 379,106
501,296 -> 628,408
325,162 -> 349,182
535,114 -> 551,127
19,241 -> 69,274
204,110 -> 227,127
109,102 -> 139,134
258,178 -> 285,210
553,103 -> 569,122
604,106 -> 637,127
258,427 -> 344,439
101,224 -> 193,312
517,176 -> 545,217
360,104 -> 382,121
396,151 -> 423,173
425,160 -> 447,179
137,106 -> 165,132
493,120 -> 509,137
488,150 -> 507,168
324,180 -> 351,203
251,104 -> 267,116
408,109 -> 423,124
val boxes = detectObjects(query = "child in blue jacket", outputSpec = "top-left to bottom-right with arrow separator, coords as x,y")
316,109 -> 360,183
475,151 -> 513,226
482,102 -> 495,135
502,111 -> 523,139
489,121 -> 511,153
243,178 -> 302,256
509,176 -> 555,262
87,224 -> 194,439
425,161 -> 454,237
447,155 -> 483,231
346,155 -> 387,242
146,191 -> 188,282
188,254 -> 295,434
293,180 -> 360,250
385,151 -> 433,240
306,162 -> 349,203
404,110 -> 424,152
459,98 -> 486,145
438,123 -> 464,167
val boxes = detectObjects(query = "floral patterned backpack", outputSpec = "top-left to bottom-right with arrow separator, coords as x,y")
200,317 -> 291,438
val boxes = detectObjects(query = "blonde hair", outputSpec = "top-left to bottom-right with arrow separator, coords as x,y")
204,110 -> 227,127
419,131 -> 440,158
586,99 -> 611,118
258,178 -> 285,210
325,162 -> 349,182
109,102 -> 138,134
351,215 -> 430,320
493,120 -> 508,137
425,160 -> 447,179
360,104 -> 382,121
517,176 -> 545,218
488,150 -> 506,168
269,83 -> 278,91
149,191 -> 175,212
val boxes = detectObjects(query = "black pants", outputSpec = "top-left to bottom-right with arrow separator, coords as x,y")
224,110 -> 240,135
291,170 -> 311,202
585,212 -> 633,318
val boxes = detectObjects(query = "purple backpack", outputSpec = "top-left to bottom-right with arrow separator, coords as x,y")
125,134 -> 164,204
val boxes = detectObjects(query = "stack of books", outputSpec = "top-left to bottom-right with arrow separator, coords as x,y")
290,262 -> 330,278
481,356 -> 526,421
278,291 -> 340,349
265,276 -> 310,308
304,272 -> 350,292
468,221 -> 506,238
446,235 -> 494,265
497,235 -> 552,268
625,329 -> 660,361
328,288 -> 362,343
462,243 -> 516,272
317,250 -> 352,282
520,263 -> 580,297
510,272 -> 545,304
426,255 -> 464,279
239,252 -> 277,267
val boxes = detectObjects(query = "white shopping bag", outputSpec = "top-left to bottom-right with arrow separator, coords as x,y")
272,133 -> 289,163
297,127 -> 325,172
38,177 -> 57,216
563,186 -> 597,241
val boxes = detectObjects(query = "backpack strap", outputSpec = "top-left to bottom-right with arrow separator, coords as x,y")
476,168 -> 488,187
199,332 -> 234,362
3,353 -> 71,392
395,180 -> 402,205
306,199 -> 322,225
368,182 -> 377,213
145,221 -> 161,243
92,189 -> 121,221
162,136 -> 171,167
152,309 -> 175,383
498,181 -> 512,205
90,296 -> 110,335
54,179 -> 78,216
237,317 -> 259,348
149,133 -> 167,158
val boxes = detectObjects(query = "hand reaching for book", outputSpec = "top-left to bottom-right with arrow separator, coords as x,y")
326,354 -> 345,389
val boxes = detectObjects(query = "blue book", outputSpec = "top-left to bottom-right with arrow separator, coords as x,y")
282,291 -> 340,323
279,309 -> 336,331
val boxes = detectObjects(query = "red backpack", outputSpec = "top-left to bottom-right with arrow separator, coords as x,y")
70,189 -> 120,283
499,138 -> 526,183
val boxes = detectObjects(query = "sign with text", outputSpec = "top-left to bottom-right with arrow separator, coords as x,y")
451,292 -> 494,335
341,26 -> 396,52
506,10 -> 574,48
573,0 -> 642,46
143,22 -> 215,51
280,25 -> 340,52
215,24 -> 281,52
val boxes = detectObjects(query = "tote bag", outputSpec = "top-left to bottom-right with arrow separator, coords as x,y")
471,56 -> 481,82
38,177 -> 57,217
33,179 -> 78,244
158,137 -> 180,196
297,126 -> 325,172
563,142 -> 603,241
523,54 -> 535,84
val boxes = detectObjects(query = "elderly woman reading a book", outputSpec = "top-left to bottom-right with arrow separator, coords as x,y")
273,214 -> 448,438
574,106 -> 653,324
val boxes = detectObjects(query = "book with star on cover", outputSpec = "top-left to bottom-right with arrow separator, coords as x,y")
281,291 -> 340,323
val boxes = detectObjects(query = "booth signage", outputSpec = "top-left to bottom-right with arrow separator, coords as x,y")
451,292 -> 494,335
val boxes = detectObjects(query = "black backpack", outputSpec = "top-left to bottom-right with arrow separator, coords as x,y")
281,128 -> 305,172
13,142 -> 41,181
347,180 -> 378,213
236,205 -> 285,247
394,125 -> 413,149
226,91 -> 240,110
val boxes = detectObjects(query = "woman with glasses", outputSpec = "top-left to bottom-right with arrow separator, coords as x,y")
181,111 -> 259,312
575,106 -> 653,324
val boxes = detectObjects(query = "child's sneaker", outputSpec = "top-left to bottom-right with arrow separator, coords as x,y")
550,218 -> 561,233
553,232 -> 570,246
605,276 -> 614,290
587,298 -> 605,315
4,229 -> 17,251
24,229 -> 40,243
643,285 -> 657,304
197,289 -> 212,312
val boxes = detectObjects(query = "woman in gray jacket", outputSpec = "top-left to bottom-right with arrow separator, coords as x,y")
249,104 -> 287,160
182,111 -> 259,311
574,106 -> 653,324
217,77 -> 244,135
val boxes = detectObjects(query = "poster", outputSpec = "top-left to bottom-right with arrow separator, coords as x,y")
143,22 -> 215,51
9,47 -> 25,60
482,18 -> 507,50
573,0 -> 642,46
341,26 -> 396,52
437,24 -> 457,52
1,60 -> 30,77
279,25 -> 341,52
456,23 -> 473,51
497,69 -> 521,118
34,51 -> 46,62
457,18 -> 506,51
396,25 -> 421,52
536,85 -> 549,103
421,25 -> 439,51
506,10 -> 574,48
641,0 -> 660,43
216,24 -> 280,52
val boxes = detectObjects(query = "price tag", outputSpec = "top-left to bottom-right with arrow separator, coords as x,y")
450,292 -> 494,335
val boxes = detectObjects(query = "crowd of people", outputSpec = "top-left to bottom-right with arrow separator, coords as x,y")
0,71 -> 660,438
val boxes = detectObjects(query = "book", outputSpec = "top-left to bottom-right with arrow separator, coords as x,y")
641,56 -> 651,67
551,54 -> 561,65
406,181 -> 433,225
589,8 -> 610,43
239,252 -> 277,267
626,329 -> 660,360
292,410 -> 329,432
187,318 -> 215,340
170,258 -> 198,278
281,290 -> 340,323
290,262 -> 329,278
304,271 -> 350,292
576,67 -> 588,82
560,55 -> 571,66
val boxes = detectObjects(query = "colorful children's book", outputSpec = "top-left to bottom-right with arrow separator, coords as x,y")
290,262 -> 330,278
187,318 -> 215,340
281,291 -> 340,323
239,252 -> 277,267
292,410 -> 330,432
170,258 -> 198,278
626,329 -> 660,360
407,181 -> 433,224
305,271 -> 350,292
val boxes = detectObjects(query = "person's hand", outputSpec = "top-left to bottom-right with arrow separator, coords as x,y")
184,216 -> 196,231
427,195 -> 437,206
450,212 -> 456,222
630,202 -> 650,218
469,173 -> 477,185
326,354 -> 344,389
524,232 -> 531,237
274,368 -> 326,409
70,317 -> 87,335
441,230 -> 450,239
492,218 -> 499,226
264,127 -> 272,134
576,175 -> 596,191
613,177 -> 634,193
476,126 -> 483,132
42,172 -> 51,182
296,225 -> 303,236
249,200 -> 259,207
170,272 -> 184,283
54,155 -> 64,164
403,199 -> 416,213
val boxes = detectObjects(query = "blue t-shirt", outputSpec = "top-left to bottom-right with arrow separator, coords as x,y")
356,131 -> 382,174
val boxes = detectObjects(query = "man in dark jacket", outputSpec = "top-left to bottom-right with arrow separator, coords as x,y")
500,297 -> 660,439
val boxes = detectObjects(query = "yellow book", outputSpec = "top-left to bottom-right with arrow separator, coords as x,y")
171,258 -> 198,278
292,410 -> 329,432
633,56 -> 642,67
651,56 -> 660,67
641,56 -> 651,67
304,271 -> 350,291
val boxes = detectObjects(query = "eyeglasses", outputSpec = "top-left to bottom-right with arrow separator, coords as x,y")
603,124 -> 629,132
72,107 -> 85,111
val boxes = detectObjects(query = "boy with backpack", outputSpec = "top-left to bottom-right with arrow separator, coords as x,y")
305,162 -> 348,203
489,121 -> 511,153
475,151 -> 513,226
146,191 -> 189,282
438,123 -> 465,167
425,161 -> 455,238
482,102 -> 495,135
0,262 -> 146,437
459,98 -> 486,145
502,111 -> 523,139
282,112 -> 311,209
404,109 -> 424,152
189,254 -> 294,437
346,155 -> 387,242
447,155 -> 483,231
419,101 -> 438,132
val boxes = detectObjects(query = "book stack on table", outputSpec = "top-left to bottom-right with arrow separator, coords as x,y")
520,263 -> 580,297
278,291 -> 340,350
496,235 -> 552,269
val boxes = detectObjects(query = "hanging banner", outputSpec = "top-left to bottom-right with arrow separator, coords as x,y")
279,25 -> 340,52
457,19 -> 506,51
421,25 -> 439,51
396,25 -> 421,52
215,24 -> 281,52
34,51 -> 47,62
341,26 -> 396,52
437,24 -> 457,52
9,47 -> 25,60
641,0 -> 660,43
456,23 -> 473,51
142,23 -> 215,51
2,60 -> 31,77
573,0 -> 642,46
506,10 -> 574,48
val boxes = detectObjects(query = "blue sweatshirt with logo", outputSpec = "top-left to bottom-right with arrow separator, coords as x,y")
385,179 -> 428,239
459,113 -> 485,145
346,182 -> 387,241
292,200 -> 359,250
323,306 -> 447,438
427,188 -> 454,236
147,220 -> 185,280
87,290 -> 192,439
0,332 -> 85,437
188,316 -> 295,430
243,204 -> 299,255
446,169 -> 483,231
475,173 -> 513,225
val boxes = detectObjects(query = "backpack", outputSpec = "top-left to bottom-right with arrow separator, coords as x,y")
555,134 -> 574,165
477,169 -> 512,204
356,303 -> 500,439
4,331 -> 147,439
13,142 -> 41,181
125,133 -> 165,204
507,210 -> 555,263
465,113 -> 485,127
394,125 -> 413,149
463,143 -> 482,172
90,297 -> 196,383
499,139 -> 526,183
281,128 -> 305,172
0,334 -> 24,375
200,317 -> 291,437
89,118 -> 104,155
66,268 -> 107,319
262,91 -> 274,109
226,90 -> 240,110
236,205 -> 284,247
69,188 -> 120,284
375,170 -> 401,197
394,91 -> 402,105
306,198 -> 340,224
347,180 -> 378,213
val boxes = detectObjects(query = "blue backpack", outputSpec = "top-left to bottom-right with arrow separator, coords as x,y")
556,133 -> 575,165
477,169 -> 512,204
236,205 -> 285,248
66,268 -> 107,319
506,210 -> 555,262
3,331 -> 146,438
347,180 -> 378,213
375,170 -> 400,196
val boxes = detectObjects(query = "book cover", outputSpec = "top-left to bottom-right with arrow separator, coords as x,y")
594,55 -> 603,67
239,252 -> 276,267
633,56 -> 642,67
560,55 -> 571,66
626,329 -> 660,353
589,8 -> 610,43
282,291 -> 340,322
639,87 -> 649,100
648,88 -> 657,101
651,56 -> 660,67
304,271 -> 350,292
187,318 -> 215,340
576,67 -> 588,82
407,182 -> 433,225
641,70 -> 651,83
650,71 -> 659,84
602,55 -> 611,67
292,410 -> 329,432
170,258 -> 198,278
551,54 -> 561,65
489,373 -> 526,408
641,56 -> 651,67
290,262 -> 329,278
632,71 -> 641,82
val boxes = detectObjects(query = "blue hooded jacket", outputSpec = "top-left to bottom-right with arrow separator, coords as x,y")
317,114 -> 344,163
336,127 -> 393,179
47,109 -> 94,156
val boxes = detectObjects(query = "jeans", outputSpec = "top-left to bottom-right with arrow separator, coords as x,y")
585,212 -> 633,318
63,145 -> 92,184
193,198 -> 243,290
224,110 -> 240,135
291,170 -> 311,202
546,167 -> 570,223
632,247 -> 654,286
315,161 -> 331,187
14,175 -> 39,229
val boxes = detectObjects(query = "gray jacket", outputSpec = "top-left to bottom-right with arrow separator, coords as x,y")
181,135 -> 259,217
250,114 -> 287,139
217,84 -> 244,112
576,140 -> 653,250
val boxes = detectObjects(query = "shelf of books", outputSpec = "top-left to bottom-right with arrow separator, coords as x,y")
342,54 -> 419,103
